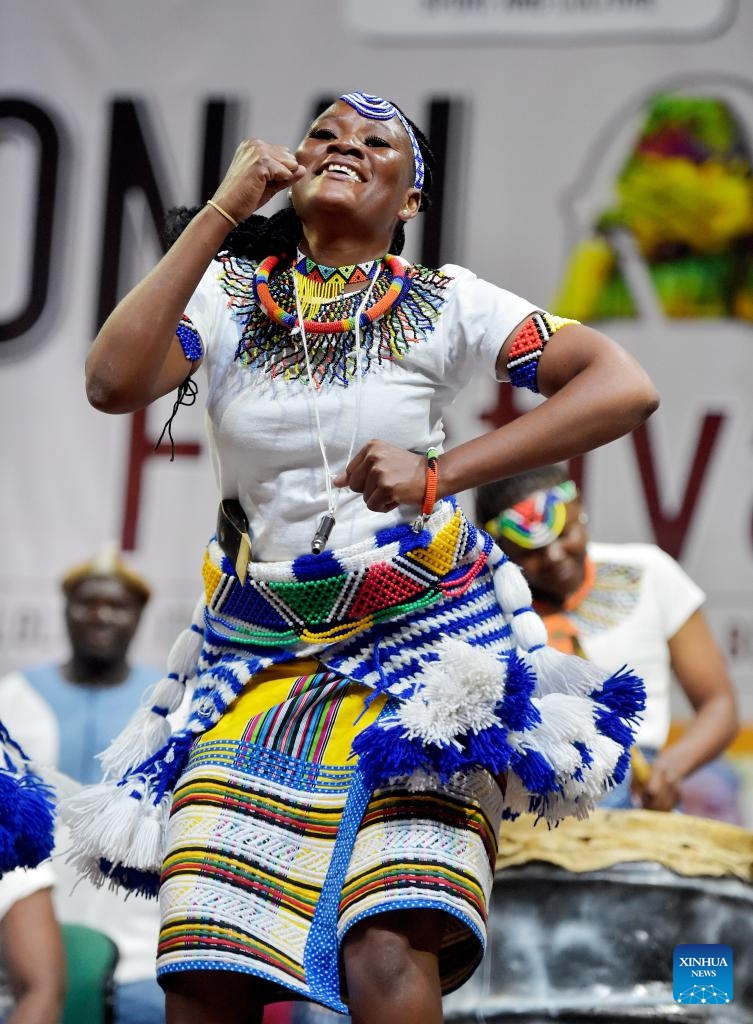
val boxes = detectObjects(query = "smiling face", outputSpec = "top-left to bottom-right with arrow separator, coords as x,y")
65,575 -> 145,674
291,100 -> 421,250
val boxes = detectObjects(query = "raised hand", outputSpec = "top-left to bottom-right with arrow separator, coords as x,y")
210,139 -> 305,223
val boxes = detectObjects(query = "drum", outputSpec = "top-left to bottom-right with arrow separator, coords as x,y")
443,809 -> 753,1023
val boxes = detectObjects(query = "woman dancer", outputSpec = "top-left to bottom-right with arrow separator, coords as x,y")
70,92 -> 659,1024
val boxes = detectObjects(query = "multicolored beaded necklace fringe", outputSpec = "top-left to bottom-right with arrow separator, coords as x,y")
221,255 -> 452,388
293,252 -> 379,321
252,253 -> 411,335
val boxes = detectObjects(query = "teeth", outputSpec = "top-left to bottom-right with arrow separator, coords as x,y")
323,163 -> 362,181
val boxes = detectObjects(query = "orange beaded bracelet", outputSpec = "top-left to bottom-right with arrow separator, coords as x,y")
412,447 -> 440,532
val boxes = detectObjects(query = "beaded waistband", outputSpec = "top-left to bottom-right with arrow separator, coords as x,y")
202,500 -> 491,647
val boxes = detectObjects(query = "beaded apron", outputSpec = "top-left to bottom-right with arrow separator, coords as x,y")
63,499 -> 645,899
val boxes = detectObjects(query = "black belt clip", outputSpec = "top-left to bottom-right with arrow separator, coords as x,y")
217,499 -> 252,586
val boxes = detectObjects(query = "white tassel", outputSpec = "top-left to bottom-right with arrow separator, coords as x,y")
150,676 -> 187,714
65,850 -> 109,889
61,781 -> 145,866
166,628 -> 202,680
528,644 -> 608,698
510,611 -> 548,652
492,559 -> 549,653
165,596 -> 206,679
492,558 -> 533,614
98,596 -> 205,779
128,797 -> 171,871
98,703 -> 172,779
501,771 -> 536,818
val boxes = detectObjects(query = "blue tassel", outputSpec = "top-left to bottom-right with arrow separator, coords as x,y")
593,707 -> 636,750
353,714 -> 522,790
498,652 -> 541,731
511,748 -> 559,795
99,860 -> 161,899
591,667 -> 646,718
352,730 -> 430,790
610,747 -> 632,786
462,725 -> 515,776
0,769 -> 56,873
573,740 -> 594,769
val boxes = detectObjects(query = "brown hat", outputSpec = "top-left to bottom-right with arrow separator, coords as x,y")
61,541 -> 151,604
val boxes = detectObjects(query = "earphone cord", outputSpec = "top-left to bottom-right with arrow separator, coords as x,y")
293,267 -> 380,521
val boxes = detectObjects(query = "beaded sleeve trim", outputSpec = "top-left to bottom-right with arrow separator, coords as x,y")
506,312 -> 579,393
176,315 -> 203,362
216,256 -> 452,388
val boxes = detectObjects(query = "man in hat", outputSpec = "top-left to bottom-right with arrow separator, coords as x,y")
475,466 -> 739,812
0,543 -> 166,1023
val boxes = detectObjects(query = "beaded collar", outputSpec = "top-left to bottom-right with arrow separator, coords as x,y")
252,253 -> 411,335
293,252 -> 379,293
219,254 -> 453,388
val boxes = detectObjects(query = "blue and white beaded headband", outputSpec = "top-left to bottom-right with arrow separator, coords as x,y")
339,91 -> 425,191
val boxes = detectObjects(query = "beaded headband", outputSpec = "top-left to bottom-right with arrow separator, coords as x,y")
339,91 -> 425,191
485,480 -> 578,550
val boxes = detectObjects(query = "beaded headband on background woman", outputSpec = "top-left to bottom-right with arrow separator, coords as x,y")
484,480 -> 579,549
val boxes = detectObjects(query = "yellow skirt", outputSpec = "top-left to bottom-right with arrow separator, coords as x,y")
157,660 -> 503,1013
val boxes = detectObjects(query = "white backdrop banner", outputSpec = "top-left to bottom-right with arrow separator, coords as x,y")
1,0 -> 752,717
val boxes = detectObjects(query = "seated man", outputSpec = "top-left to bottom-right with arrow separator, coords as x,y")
0,544 -> 166,1023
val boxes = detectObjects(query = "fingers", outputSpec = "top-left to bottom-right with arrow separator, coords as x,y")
215,139 -> 305,218
640,767 -> 681,812
335,441 -> 425,513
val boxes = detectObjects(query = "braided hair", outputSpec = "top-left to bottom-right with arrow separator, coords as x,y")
163,105 -> 435,261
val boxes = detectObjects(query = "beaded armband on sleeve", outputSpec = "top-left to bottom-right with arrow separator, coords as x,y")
176,314 -> 203,362
505,312 -> 579,393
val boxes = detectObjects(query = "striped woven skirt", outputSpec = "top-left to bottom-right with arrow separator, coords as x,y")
156,659 -> 504,1013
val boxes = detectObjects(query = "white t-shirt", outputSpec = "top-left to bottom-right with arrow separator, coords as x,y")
568,542 -> 705,750
185,259 -> 536,560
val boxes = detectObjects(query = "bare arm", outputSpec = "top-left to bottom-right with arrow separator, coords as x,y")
2,889 -> 65,1024
337,322 -> 659,510
639,609 -> 740,812
86,140 -> 304,414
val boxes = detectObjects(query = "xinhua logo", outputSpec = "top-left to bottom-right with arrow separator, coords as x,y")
674,944 -> 733,1004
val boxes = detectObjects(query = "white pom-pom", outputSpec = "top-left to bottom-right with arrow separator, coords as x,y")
395,639 -> 506,744
492,559 -> 533,615
511,610 -> 548,652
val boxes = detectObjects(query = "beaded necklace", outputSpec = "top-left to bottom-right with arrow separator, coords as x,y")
252,253 -> 410,334
292,251 -> 379,321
